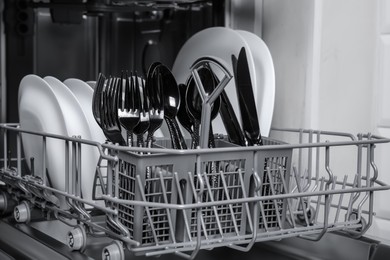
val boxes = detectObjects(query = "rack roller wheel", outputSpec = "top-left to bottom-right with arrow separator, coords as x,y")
348,210 -> 367,232
296,203 -> 315,225
14,201 -> 31,223
0,191 -> 17,216
102,241 -> 124,260
67,225 -> 87,252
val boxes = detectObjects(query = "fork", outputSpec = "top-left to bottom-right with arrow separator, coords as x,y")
145,65 -> 164,148
133,72 -> 150,147
117,71 -> 140,146
100,76 -> 126,145
92,73 -> 105,129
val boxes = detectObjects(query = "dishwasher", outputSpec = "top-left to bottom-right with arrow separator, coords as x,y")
0,1 -> 390,260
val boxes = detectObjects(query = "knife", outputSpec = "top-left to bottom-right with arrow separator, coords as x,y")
234,47 -> 263,146
204,63 -> 246,146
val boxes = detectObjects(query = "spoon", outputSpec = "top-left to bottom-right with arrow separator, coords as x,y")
145,62 -> 164,146
177,83 -> 197,148
157,64 -> 187,150
146,62 -> 162,107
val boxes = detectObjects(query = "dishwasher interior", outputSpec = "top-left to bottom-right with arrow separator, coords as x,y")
0,1 -> 390,259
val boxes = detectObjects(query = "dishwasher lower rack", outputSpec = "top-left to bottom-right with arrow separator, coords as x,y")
0,124 -> 389,259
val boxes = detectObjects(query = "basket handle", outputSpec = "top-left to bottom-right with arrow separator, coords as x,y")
190,57 -> 232,148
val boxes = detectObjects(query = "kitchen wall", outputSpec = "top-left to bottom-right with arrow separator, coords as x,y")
262,0 -> 390,243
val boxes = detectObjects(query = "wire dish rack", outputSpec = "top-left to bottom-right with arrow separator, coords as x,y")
0,123 -> 389,259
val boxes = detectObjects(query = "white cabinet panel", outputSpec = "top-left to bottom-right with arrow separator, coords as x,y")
377,35 -> 390,127
374,128 -> 390,219
379,0 -> 390,33
371,0 -> 390,244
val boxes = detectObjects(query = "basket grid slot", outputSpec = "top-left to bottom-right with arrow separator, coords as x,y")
190,159 -> 245,238
258,156 -> 288,230
142,207 -> 171,244
142,165 -> 174,244
93,162 -> 108,199
117,161 -> 136,235
114,162 -> 175,244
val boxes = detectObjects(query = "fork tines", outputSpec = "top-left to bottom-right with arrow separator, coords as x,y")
92,75 -> 126,146
133,72 -> 150,147
117,71 -> 140,147
145,66 -> 164,147
93,69 -> 166,147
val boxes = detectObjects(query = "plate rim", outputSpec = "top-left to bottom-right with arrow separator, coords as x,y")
18,74 -> 67,193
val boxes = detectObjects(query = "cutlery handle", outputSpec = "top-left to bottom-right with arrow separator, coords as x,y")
208,124 -> 219,188
127,131 -> 134,147
165,118 -> 180,149
192,121 -> 200,149
172,119 -> 188,150
220,90 -> 246,146
208,125 -> 215,148
136,134 -> 144,148
146,133 -> 153,148
234,49 -> 264,147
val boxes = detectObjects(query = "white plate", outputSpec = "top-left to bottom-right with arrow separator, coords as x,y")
236,30 -> 275,137
44,76 -> 97,202
172,27 -> 274,136
18,75 -> 67,196
64,78 -> 107,204
63,78 -> 106,143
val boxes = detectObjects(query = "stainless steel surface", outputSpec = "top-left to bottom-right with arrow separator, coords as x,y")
0,218 -> 92,260
0,0 -> 5,124
35,10 -> 98,81
2,0 -> 219,127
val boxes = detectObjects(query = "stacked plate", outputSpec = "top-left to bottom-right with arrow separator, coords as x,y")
172,27 -> 275,137
18,75 -> 105,205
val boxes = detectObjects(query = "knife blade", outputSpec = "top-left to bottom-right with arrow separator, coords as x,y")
234,47 -> 263,146
204,63 -> 246,146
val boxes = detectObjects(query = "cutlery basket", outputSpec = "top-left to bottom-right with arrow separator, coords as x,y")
103,136 -> 292,246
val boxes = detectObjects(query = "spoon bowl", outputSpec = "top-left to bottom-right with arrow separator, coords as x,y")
177,83 -> 195,136
156,64 -> 187,149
